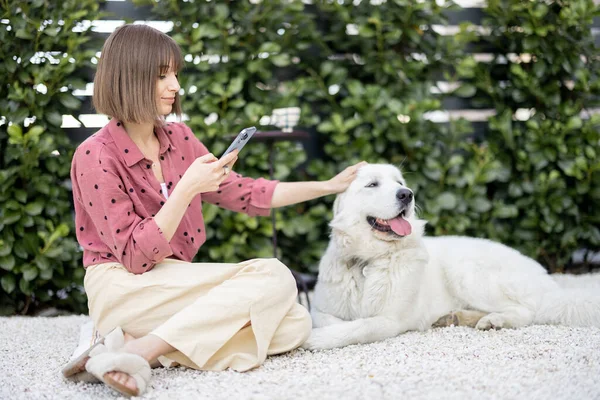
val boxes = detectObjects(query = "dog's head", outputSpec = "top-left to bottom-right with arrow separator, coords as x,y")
331,164 -> 425,246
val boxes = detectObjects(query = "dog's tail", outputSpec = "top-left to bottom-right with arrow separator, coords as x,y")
535,273 -> 600,327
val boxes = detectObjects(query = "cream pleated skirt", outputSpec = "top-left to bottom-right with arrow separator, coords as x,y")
83,258 -> 312,372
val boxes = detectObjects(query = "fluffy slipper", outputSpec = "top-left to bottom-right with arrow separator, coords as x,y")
86,349 -> 151,397
61,327 -> 125,383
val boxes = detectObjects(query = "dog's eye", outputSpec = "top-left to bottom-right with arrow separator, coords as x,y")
397,181 -> 404,186
366,182 -> 378,188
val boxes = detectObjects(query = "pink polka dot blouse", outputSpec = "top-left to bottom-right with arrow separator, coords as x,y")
70,118 -> 278,274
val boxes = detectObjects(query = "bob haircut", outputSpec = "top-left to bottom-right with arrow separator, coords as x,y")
93,24 -> 184,126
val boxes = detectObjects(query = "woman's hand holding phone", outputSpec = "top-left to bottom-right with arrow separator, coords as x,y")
179,150 -> 239,196
179,125 -> 254,199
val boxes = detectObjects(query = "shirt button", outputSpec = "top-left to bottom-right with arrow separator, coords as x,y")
153,247 -> 159,254
139,223 -> 144,230
261,187 -> 266,193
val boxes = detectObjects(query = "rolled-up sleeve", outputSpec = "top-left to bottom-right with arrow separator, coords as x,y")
74,165 -> 172,274
130,218 -> 173,271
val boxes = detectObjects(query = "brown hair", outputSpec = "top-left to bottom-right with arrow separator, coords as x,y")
93,24 -> 184,125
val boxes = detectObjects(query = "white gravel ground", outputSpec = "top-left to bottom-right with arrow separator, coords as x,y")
1,315 -> 599,400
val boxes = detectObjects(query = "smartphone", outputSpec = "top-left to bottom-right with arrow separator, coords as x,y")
221,126 -> 257,157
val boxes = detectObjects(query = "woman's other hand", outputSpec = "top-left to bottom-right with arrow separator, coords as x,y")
326,161 -> 368,194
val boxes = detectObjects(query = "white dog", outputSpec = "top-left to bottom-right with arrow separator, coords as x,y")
302,164 -> 600,350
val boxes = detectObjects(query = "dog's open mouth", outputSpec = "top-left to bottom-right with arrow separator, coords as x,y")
367,210 -> 412,236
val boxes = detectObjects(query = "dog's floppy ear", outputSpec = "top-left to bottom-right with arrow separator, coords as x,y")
333,192 -> 346,216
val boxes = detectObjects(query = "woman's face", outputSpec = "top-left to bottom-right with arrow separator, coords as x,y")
156,66 -> 180,116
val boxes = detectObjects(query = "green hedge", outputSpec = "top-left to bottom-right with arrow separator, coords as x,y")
0,0 -> 103,314
1,0 -> 598,315
456,0 -> 600,271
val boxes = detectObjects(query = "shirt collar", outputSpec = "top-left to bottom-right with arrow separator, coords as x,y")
107,118 -> 176,168
155,123 -> 176,155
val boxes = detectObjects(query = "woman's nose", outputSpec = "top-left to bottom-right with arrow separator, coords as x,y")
169,77 -> 180,91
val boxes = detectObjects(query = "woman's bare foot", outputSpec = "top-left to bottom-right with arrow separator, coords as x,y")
99,330 -> 142,392
101,335 -> 174,395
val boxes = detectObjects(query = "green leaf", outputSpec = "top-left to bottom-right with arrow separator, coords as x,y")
21,215 -> 34,228
320,61 -> 334,77
245,218 -> 258,229
0,255 -> 16,271
0,241 -> 12,257
471,197 -> 492,212
19,278 -> 32,296
5,200 -> 20,210
40,268 -> 53,280
346,80 -> 364,97
46,111 -> 63,127
7,124 -> 22,139
41,26 -> 59,37
1,275 -> 16,294
437,192 -> 457,210
14,190 -> 27,203
244,103 -> 263,120
214,4 -> 229,20
209,83 -> 225,96
270,54 -> 290,67
59,94 -> 81,110
2,211 -> 21,225
16,29 -> 34,39
26,126 -> 44,142
566,117 -> 582,130
259,42 -> 281,53
454,84 -> 476,98
22,265 -> 39,281
13,242 -> 28,259
456,57 -> 477,78
227,77 -> 244,96
44,248 -> 63,259
25,202 -> 44,216
35,181 -> 50,195
196,24 -> 221,39
35,256 -> 51,270
493,205 -> 519,219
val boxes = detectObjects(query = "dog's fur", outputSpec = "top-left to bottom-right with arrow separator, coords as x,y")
302,164 -> 600,350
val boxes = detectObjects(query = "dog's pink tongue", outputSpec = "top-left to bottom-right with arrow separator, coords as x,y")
389,216 -> 412,236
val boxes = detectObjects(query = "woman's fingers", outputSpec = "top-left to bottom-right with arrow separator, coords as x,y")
218,150 -> 238,168
197,153 -> 217,163
345,161 -> 366,176
353,161 -> 368,170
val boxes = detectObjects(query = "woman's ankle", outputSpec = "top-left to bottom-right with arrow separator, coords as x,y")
123,332 -> 136,343
122,334 -> 175,363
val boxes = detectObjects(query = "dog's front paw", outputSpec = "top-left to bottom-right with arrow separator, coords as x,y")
432,312 -> 459,328
300,328 -> 340,351
475,313 -> 505,330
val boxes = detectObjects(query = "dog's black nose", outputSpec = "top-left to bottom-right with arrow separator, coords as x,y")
396,188 -> 413,205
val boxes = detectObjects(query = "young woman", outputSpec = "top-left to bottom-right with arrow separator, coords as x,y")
62,24 -> 365,397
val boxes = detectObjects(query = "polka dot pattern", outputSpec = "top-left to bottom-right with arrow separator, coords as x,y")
71,118 -> 277,275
